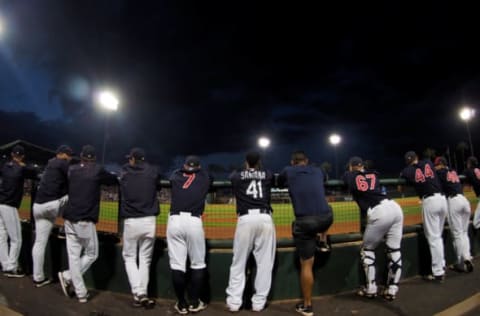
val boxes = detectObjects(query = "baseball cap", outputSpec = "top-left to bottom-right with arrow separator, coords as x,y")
80,145 -> 96,160
126,147 -> 146,161
11,145 -> 25,156
404,151 -> 417,164
184,155 -> 201,171
246,151 -> 261,167
56,145 -> 74,156
348,156 -> 363,167
434,156 -> 447,166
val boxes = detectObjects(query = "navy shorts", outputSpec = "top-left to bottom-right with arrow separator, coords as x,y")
292,213 -> 333,260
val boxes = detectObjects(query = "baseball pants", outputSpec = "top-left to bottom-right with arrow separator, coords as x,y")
62,220 -> 98,299
122,216 -> 156,296
473,198 -> 480,229
446,195 -> 472,264
0,204 -> 22,272
226,212 -> 276,311
167,212 -> 206,272
32,195 -> 68,281
362,199 -> 403,295
422,193 -> 448,276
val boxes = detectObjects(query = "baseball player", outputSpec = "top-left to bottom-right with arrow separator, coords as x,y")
58,145 -> 117,303
32,145 -> 73,287
344,157 -> 403,300
167,155 -> 212,314
277,150 -> 332,316
0,145 -> 38,277
400,151 -> 448,282
226,151 -> 276,313
433,156 -> 473,273
464,156 -> 480,229
119,148 -> 160,308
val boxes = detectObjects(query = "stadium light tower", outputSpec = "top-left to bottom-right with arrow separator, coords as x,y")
329,133 -> 342,179
97,90 -> 119,164
459,106 -> 475,156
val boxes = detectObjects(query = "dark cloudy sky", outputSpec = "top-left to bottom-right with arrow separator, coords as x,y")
0,1 -> 479,176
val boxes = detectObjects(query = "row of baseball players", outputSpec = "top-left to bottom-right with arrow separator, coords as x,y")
0,144 -> 479,316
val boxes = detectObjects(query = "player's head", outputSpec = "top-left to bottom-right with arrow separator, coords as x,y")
291,150 -> 308,166
467,156 -> 478,168
348,156 -> 364,171
80,145 -> 96,162
245,151 -> 261,169
184,155 -> 201,172
404,151 -> 418,165
126,147 -> 146,165
433,156 -> 447,170
56,145 -> 74,161
11,145 -> 25,162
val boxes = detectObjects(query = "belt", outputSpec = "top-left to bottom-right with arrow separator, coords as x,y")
448,193 -> 462,199
169,211 -> 200,218
422,192 -> 443,199
238,209 -> 271,217
371,198 -> 389,208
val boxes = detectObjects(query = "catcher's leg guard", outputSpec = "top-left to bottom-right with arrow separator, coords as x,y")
385,247 -> 402,298
360,248 -> 377,295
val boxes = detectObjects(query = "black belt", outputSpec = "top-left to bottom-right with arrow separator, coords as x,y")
448,194 -> 462,199
169,211 -> 200,217
238,209 -> 271,217
371,198 -> 389,208
422,193 -> 443,199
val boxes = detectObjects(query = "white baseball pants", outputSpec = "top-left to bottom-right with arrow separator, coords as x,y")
422,193 -> 448,276
167,213 -> 206,272
122,216 -> 156,296
62,220 -> 98,299
226,213 -> 276,311
473,198 -> 480,229
446,195 -> 472,264
32,195 -> 68,281
0,204 -> 22,272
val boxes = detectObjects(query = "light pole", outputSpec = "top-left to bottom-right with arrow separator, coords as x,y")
329,133 -> 342,179
258,136 -> 271,165
459,107 -> 475,156
0,15 -> 6,39
97,90 -> 119,165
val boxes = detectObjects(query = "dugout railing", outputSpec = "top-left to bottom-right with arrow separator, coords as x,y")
15,177 -> 479,244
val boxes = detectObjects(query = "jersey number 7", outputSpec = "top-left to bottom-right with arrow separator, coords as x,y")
182,173 -> 196,189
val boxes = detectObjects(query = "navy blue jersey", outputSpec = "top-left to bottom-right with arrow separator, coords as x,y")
400,160 -> 442,198
35,158 -> 70,204
119,162 -> 161,218
277,165 -> 330,217
229,168 -> 273,214
343,170 -> 386,211
435,168 -> 463,197
170,168 -> 212,216
63,162 -> 117,223
0,160 -> 38,208
464,167 -> 480,197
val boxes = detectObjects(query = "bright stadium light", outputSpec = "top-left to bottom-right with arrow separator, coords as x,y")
258,136 -> 271,149
0,16 -> 5,39
98,90 -> 119,111
329,133 -> 342,179
459,106 -> 475,156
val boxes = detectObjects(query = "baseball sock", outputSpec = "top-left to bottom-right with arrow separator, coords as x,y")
172,270 -> 187,304
189,268 -> 206,302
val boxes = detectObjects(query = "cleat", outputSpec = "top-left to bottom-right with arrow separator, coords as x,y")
174,301 -> 189,315
4,269 -> 25,278
448,263 -> 466,273
58,271 -> 75,297
188,299 -> 207,312
133,295 -> 142,308
34,278 -> 52,288
78,292 -> 89,303
423,274 -> 444,283
295,303 -> 314,316
465,260 -> 474,273
356,287 -> 377,299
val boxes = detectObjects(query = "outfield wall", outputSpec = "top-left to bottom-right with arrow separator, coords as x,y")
18,222 -> 480,302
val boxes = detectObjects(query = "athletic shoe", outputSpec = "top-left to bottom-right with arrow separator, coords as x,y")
448,263 -> 466,272
252,304 -> 265,312
465,259 -> 474,273
423,274 -> 444,283
227,304 -> 240,313
139,295 -> 155,309
188,299 -> 207,312
356,287 -> 377,299
78,292 -> 89,303
34,278 -> 52,288
295,303 -> 314,316
174,301 -> 189,315
133,295 -> 142,308
316,241 -> 331,253
382,289 -> 396,301
4,269 -> 25,278
58,271 -> 74,297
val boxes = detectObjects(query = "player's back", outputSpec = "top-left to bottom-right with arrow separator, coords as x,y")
343,170 -> 386,211
464,167 -> 480,196
170,168 -> 212,216
436,168 -> 463,197
35,157 -> 70,204
401,160 -> 442,198
0,161 -> 27,208
230,168 -> 273,214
